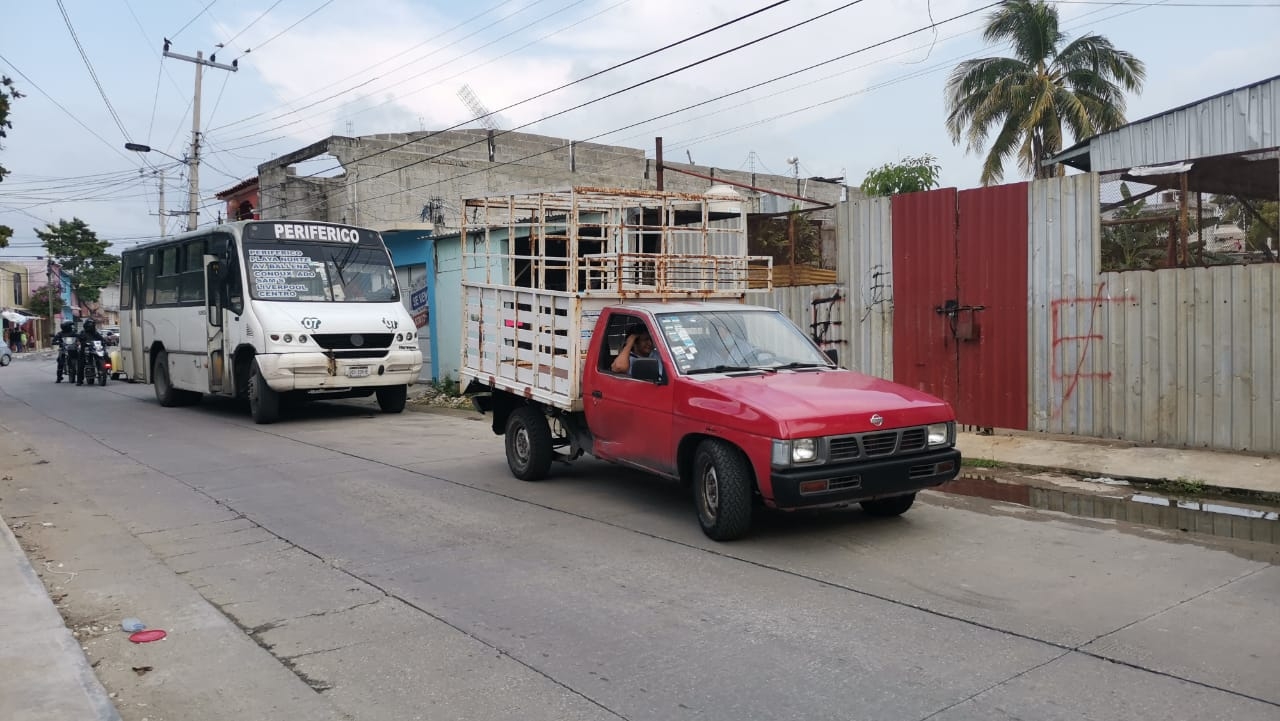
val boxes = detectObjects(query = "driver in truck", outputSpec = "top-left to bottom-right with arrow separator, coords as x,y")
610,328 -> 659,377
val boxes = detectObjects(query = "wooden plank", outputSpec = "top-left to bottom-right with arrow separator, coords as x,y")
1211,267 -> 1233,448
1157,268 -> 1180,444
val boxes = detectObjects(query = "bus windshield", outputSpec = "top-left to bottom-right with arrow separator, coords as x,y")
245,242 -> 399,303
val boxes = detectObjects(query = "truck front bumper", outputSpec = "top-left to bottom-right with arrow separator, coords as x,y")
769,448 -> 961,509
255,350 -> 422,393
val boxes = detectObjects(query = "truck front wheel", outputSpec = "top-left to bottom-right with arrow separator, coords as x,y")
505,406 -> 553,481
693,439 -> 753,541
860,493 -> 916,517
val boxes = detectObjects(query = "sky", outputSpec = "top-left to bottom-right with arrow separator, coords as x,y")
1,0 -> 1278,259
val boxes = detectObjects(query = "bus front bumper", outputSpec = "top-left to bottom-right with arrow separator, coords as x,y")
255,351 -> 422,392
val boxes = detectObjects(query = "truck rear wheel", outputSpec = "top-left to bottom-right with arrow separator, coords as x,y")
860,493 -> 916,517
505,406 -> 553,481
692,439 -> 753,541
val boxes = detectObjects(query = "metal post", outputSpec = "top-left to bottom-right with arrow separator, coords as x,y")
158,167 -> 166,238
163,44 -> 237,231
655,137 -> 664,191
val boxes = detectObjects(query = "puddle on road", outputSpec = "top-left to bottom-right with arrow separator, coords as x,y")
936,473 -> 1280,560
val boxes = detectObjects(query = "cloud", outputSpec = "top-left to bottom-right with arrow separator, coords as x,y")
204,0 -> 991,173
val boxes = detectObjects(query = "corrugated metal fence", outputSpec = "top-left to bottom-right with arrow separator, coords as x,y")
820,173 -> 1280,454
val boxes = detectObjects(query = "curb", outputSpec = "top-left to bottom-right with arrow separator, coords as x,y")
0,515 -> 122,721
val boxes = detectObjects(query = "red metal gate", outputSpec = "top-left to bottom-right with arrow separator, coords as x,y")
891,184 -> 1029,430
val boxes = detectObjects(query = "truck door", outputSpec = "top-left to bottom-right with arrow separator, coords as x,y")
584,313 -> 675,476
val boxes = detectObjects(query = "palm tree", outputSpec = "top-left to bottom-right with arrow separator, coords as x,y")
945,0 -> 1145,185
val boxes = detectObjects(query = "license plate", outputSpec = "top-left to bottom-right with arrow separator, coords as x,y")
346,366 -> 370,378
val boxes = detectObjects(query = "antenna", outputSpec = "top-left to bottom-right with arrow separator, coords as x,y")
345,120 -> 354,136
457,84 -> 504,131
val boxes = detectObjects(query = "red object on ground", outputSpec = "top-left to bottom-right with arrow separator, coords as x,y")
129,629 -> 167,643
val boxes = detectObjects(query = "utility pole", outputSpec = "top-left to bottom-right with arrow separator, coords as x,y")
157,167 -> 166,238
163,40 -> 237,231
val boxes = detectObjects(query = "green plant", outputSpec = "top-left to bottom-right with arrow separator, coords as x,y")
1166,477 -> 1207,496
962,457 -> 1002,469
861,154 -> 942,197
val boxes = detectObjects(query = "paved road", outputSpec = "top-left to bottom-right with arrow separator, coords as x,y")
1,357 -> 1277,721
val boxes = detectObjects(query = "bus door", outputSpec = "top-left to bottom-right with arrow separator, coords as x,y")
204,255 -> 227,394
129,266 -> 147,381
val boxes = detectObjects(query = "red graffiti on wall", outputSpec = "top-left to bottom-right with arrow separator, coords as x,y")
1050,282 -> 1135,418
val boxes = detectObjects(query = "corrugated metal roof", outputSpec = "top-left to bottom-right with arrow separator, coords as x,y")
1049,74 -> 1280,173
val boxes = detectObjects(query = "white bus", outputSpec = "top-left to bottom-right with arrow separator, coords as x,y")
119,220 -> 423,423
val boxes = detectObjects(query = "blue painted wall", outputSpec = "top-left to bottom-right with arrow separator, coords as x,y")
429,228 -> 508,382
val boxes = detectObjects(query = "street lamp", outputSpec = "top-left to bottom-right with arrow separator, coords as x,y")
126,143 -> 191,236
125,142 -> 186,164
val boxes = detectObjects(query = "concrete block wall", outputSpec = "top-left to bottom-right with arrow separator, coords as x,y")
257,131 -> 853,230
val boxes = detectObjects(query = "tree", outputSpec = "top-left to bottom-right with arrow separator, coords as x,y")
944,0 -> 1145,186
36,218 -> 121,303
0,76 -> 22,248
25,285 -> 63,319
861,154 -> 942,196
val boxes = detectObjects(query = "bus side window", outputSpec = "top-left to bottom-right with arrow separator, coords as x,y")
179,239 -> 206,303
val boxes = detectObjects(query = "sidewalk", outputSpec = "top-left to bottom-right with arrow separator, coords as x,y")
956,430 -> 1280,497
0,516 -> 121,721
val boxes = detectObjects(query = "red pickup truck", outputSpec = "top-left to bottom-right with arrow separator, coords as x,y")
466,301 -> 961,540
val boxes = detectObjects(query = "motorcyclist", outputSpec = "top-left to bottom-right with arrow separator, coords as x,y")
76,320 -> 106,386
52,321 -> 77,383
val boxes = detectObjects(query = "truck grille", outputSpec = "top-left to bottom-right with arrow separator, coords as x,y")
311,333 -> 394,350
827,426 -> 931,462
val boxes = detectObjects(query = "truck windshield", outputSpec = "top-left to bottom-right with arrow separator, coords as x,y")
654,310 -> 834,375
245,242 -> 399,303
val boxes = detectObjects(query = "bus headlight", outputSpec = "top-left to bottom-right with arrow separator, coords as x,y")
397,333 -> 404,342
927,422 -> 954,447
298,335 -> 308,343
283,334 -> 294,343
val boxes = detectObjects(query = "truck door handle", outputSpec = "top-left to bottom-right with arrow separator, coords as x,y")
591,390 -> 603,399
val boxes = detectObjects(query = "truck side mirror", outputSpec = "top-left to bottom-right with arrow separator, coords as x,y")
630,357 -> 664,384
824,348 -> 839,365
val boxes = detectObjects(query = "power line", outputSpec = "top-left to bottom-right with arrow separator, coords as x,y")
213,0 -> 634,145
259,0 -> 1001,219
54,0 -> 133,143
209,0 -> 571,135
171,0 -> 219,40
237,0 -> 337,59
221,0 -> 286,48
0,55 -> 140,166
250,0 -> 803,193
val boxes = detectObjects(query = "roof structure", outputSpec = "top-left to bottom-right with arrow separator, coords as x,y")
215,176 -> 259,199
1046,74 -> 1280,199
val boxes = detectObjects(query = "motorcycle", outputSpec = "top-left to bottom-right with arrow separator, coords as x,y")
57,335 -> 79,383
78,339 -> 110,386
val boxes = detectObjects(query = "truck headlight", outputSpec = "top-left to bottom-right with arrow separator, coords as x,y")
792,438 -> 818,463
772,438 -> 822,467
927,422 -> 954,447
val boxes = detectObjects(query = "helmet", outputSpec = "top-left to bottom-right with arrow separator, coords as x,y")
83,319 -> 96,333
61,321 -> 74,333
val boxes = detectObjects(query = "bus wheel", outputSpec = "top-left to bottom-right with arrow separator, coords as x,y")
249,361 -> 280,424
154,351 -> 180,407
376,385 -> 407,413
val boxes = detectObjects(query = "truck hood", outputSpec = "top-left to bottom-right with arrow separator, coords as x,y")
250,300 -> 412,334
683,369 -> 954,437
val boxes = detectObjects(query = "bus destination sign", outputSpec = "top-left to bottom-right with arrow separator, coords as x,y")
245,221 -> 378,245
